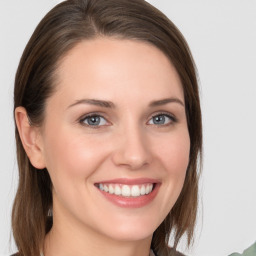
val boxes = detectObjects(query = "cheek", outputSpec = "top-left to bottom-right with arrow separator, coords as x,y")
157,129 -> 190,195
42,127 -> 109,186
42,128 -> 113,218
155,130 -> 190,175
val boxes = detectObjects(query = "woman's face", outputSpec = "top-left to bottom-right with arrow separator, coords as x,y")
39,38 -> 190,242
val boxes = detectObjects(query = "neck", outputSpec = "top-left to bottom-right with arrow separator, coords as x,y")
43,205 -> 152,256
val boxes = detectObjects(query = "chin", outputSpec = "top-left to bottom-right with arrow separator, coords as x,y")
96,215 -> 159,242
104,227 -> 154,242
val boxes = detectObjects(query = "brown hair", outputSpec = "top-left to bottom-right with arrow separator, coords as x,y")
13,0 -> 202,255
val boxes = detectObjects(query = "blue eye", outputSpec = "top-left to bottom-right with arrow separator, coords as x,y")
148,114 -> 175,125
80,115 -> 107,126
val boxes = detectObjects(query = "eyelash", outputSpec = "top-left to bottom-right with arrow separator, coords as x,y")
79,112 -> 177,128
79,113 -> 110,128
148,112 -> 177,126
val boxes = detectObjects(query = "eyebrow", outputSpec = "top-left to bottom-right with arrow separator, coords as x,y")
68,99 -> 115,109
67,97 -> 184,109
149,98 -> 184,107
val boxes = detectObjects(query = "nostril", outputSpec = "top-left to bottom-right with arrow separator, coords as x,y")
111,131 -> 151,169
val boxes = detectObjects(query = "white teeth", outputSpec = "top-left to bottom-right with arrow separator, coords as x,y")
122,185 -> 131,197
146,184 -> 153,194
97,183 -> 154,197
114,185 -> 121,195
103,185 -> 109,192
145,184 -> 150,194
109,184 -> 114,194
131,185 -> 140,197
140,185 -> 146,195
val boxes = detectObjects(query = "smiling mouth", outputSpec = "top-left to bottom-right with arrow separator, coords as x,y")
95,183 -> 156,198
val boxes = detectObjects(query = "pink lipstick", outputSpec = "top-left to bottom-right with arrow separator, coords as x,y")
95,178 -> 161,208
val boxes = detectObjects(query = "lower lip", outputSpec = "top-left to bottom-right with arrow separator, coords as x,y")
97,184 -> 160,208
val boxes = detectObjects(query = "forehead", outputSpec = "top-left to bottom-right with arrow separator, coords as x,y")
52,37 -> 184,105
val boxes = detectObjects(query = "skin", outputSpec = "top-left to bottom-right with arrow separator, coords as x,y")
16,38 -> 190,256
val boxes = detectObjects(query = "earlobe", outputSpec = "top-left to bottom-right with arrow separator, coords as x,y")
15,107 -> 46,169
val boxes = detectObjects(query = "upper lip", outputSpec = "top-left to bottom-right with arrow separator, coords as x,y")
95,178 -> 161,185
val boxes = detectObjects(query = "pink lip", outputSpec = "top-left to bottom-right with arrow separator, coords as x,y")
95,178 -> 160,185
95,178 -> 161,208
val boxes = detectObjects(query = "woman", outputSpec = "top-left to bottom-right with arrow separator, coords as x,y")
12,0 -> 202,255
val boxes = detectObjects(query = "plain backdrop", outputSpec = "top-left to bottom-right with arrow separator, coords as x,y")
0,1 -> 255,255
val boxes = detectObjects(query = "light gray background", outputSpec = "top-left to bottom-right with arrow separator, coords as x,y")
0,1 -> 255,255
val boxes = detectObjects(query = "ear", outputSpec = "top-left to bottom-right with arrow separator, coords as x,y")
15,106 -> 46,169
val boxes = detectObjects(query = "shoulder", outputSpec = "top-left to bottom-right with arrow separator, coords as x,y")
229,242 -> 256,256
153,247 -> 186,256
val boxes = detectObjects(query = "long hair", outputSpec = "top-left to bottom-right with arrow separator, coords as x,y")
12,0 -> 202,255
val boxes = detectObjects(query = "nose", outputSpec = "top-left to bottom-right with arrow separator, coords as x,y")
112,125 -> 152,170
